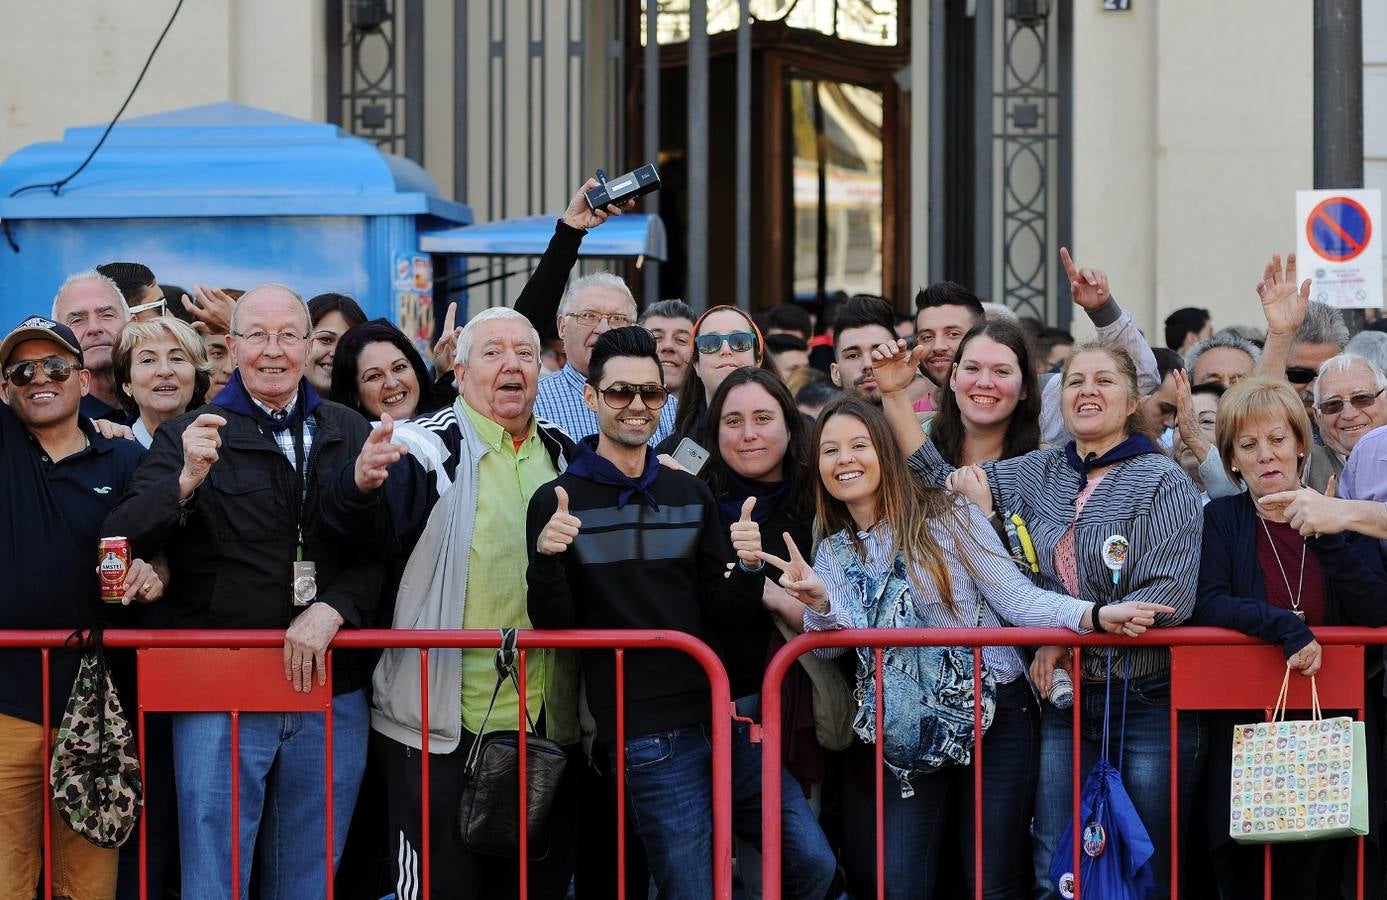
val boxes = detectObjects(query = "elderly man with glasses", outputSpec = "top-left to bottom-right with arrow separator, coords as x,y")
104,283 -> 385,900
534,272 -> 678,445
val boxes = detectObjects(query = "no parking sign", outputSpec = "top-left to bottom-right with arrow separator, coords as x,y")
1296,189 -> 1383,309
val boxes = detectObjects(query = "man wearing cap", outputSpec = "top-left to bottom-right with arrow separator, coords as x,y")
103,284 -> 385,899
51,269 -> 135,424
0,315 -> 163,899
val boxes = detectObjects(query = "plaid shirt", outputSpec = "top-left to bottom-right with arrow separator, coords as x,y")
533,363 -> 677,446
252,397 -> 316,500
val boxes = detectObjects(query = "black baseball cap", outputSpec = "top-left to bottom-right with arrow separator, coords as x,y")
0,315 -> 85,369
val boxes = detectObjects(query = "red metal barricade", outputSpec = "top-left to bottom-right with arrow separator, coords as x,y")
1,628 -> 736,900
758,626 -> 1386,900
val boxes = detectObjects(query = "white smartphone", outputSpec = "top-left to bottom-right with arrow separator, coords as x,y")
671,437 -> 710,476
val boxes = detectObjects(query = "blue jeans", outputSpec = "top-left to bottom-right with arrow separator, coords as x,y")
1032,674 -> 1204,900
614,723 -> 835,900
840,678 -> 1039,900
172,689 -> 370,900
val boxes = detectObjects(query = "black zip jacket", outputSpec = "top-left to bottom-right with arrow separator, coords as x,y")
103,395 -> 386,694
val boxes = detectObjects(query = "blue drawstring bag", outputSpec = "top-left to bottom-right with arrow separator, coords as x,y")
1049,650 -> 1157,900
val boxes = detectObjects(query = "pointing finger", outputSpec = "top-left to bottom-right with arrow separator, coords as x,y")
1059,246 -> 1078,280
443,301 -> 457,335
555,486 -> 569,515
783,532 -> 807,565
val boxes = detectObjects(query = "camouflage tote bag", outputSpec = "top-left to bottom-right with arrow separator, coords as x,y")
49,627 -> 143,848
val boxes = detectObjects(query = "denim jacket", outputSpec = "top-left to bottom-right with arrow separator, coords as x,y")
825,531 -> 996,797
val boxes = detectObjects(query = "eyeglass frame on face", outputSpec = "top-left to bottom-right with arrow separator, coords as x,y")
127,297 -> 168,318
4,355 -> 78,386
565,310 -> 635,330
597,381 -> 669,410
230,330 -> 308,348
1316,388 -> 1386,417
694,331 -> 757,356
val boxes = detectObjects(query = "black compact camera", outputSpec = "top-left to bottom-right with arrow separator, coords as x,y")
585,164 -> 661,210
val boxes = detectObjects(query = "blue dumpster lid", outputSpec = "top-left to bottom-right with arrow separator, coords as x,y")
0,102 -> 471,224
419,214 -> 667,261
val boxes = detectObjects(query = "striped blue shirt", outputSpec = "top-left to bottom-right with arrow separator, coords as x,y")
533,363 -> 677,447
252,396 -> 315,500
803,502 -> 1094,683
907,437 -> 1203,680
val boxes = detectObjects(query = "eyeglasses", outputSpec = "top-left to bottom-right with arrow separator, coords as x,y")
566,310 -> 634,329
4,355 -> 77,386
1285,367 -> 1317,385
231,330 -> 307,348
694,331 -> 756,355
128,297 -> 168,318
599,382 -> 669,410
1316,389 -> 1385,416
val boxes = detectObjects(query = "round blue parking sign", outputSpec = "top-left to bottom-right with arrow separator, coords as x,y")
1306,196 -> 1372,263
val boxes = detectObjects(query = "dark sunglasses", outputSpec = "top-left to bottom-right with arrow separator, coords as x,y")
1317,389 -> 1385,416
5,355 -> 77,387
695,331 -> 756,356
599,383 -> 669,410
1285,366 -> 1317,385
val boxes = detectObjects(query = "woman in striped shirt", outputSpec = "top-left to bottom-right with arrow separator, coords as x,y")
758,394 -> 1172,900
872,337 -> 1205,900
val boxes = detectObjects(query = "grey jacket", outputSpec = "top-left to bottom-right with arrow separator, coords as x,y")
369,400 -> 578,752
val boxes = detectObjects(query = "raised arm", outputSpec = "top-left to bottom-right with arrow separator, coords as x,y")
1041,248 -> 1159,446
512,178 -> 636,331
1254,252 -> 1311,379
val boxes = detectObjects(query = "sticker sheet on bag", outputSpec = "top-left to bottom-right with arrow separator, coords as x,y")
1230,719 -> 1352,835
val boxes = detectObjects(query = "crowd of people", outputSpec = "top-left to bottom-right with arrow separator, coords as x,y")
4,177 -> 1387,900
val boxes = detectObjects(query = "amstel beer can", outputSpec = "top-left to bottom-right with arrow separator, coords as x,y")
98,537 -> 130,603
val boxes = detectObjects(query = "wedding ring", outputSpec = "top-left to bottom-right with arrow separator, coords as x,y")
141,581 -> 152,594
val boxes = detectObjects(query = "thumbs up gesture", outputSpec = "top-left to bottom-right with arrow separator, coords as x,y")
730,496 -> 763,569
537,486 -> 582,555
354,413 -> 410,493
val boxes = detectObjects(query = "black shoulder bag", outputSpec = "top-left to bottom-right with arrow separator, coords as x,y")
458,628 -> 568,859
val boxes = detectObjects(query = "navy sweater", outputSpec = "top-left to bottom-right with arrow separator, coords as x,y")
525,464 -> 763,742
1193,493 -> 1387,654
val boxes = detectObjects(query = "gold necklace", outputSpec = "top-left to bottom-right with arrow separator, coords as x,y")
1259,515 -> 1306,621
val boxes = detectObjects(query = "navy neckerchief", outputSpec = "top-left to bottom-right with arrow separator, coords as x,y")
212,369 -> 322,432
716,468 -> 788,528
1063,432 -> 1159,486
566,435 -> 661,510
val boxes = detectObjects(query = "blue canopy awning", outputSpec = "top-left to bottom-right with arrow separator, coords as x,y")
419,213 -> 666,261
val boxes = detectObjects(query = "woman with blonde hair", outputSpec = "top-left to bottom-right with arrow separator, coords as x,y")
1194,376 -> 1387,898
112,316 -> 212,447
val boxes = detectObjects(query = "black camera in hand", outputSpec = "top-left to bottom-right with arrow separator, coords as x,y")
585,164 -> 661,210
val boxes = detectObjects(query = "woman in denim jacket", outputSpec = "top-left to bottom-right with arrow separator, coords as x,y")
870,337 -> 1205,899
757,395 -> 1172,900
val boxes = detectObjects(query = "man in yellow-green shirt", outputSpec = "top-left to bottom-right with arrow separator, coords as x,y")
332,307 -> 579,898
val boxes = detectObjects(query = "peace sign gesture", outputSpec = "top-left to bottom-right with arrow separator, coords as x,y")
755,533 -> 830,614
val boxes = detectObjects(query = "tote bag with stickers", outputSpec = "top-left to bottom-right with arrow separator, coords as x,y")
1230,666 -> 1367,844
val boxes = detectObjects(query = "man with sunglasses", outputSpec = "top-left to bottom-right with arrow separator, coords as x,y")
0,315 -> 160,900
526,327 -> 836,900
534,272 -> 677,446
52,269 -> 135,425
1308,355 -> 1387,479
